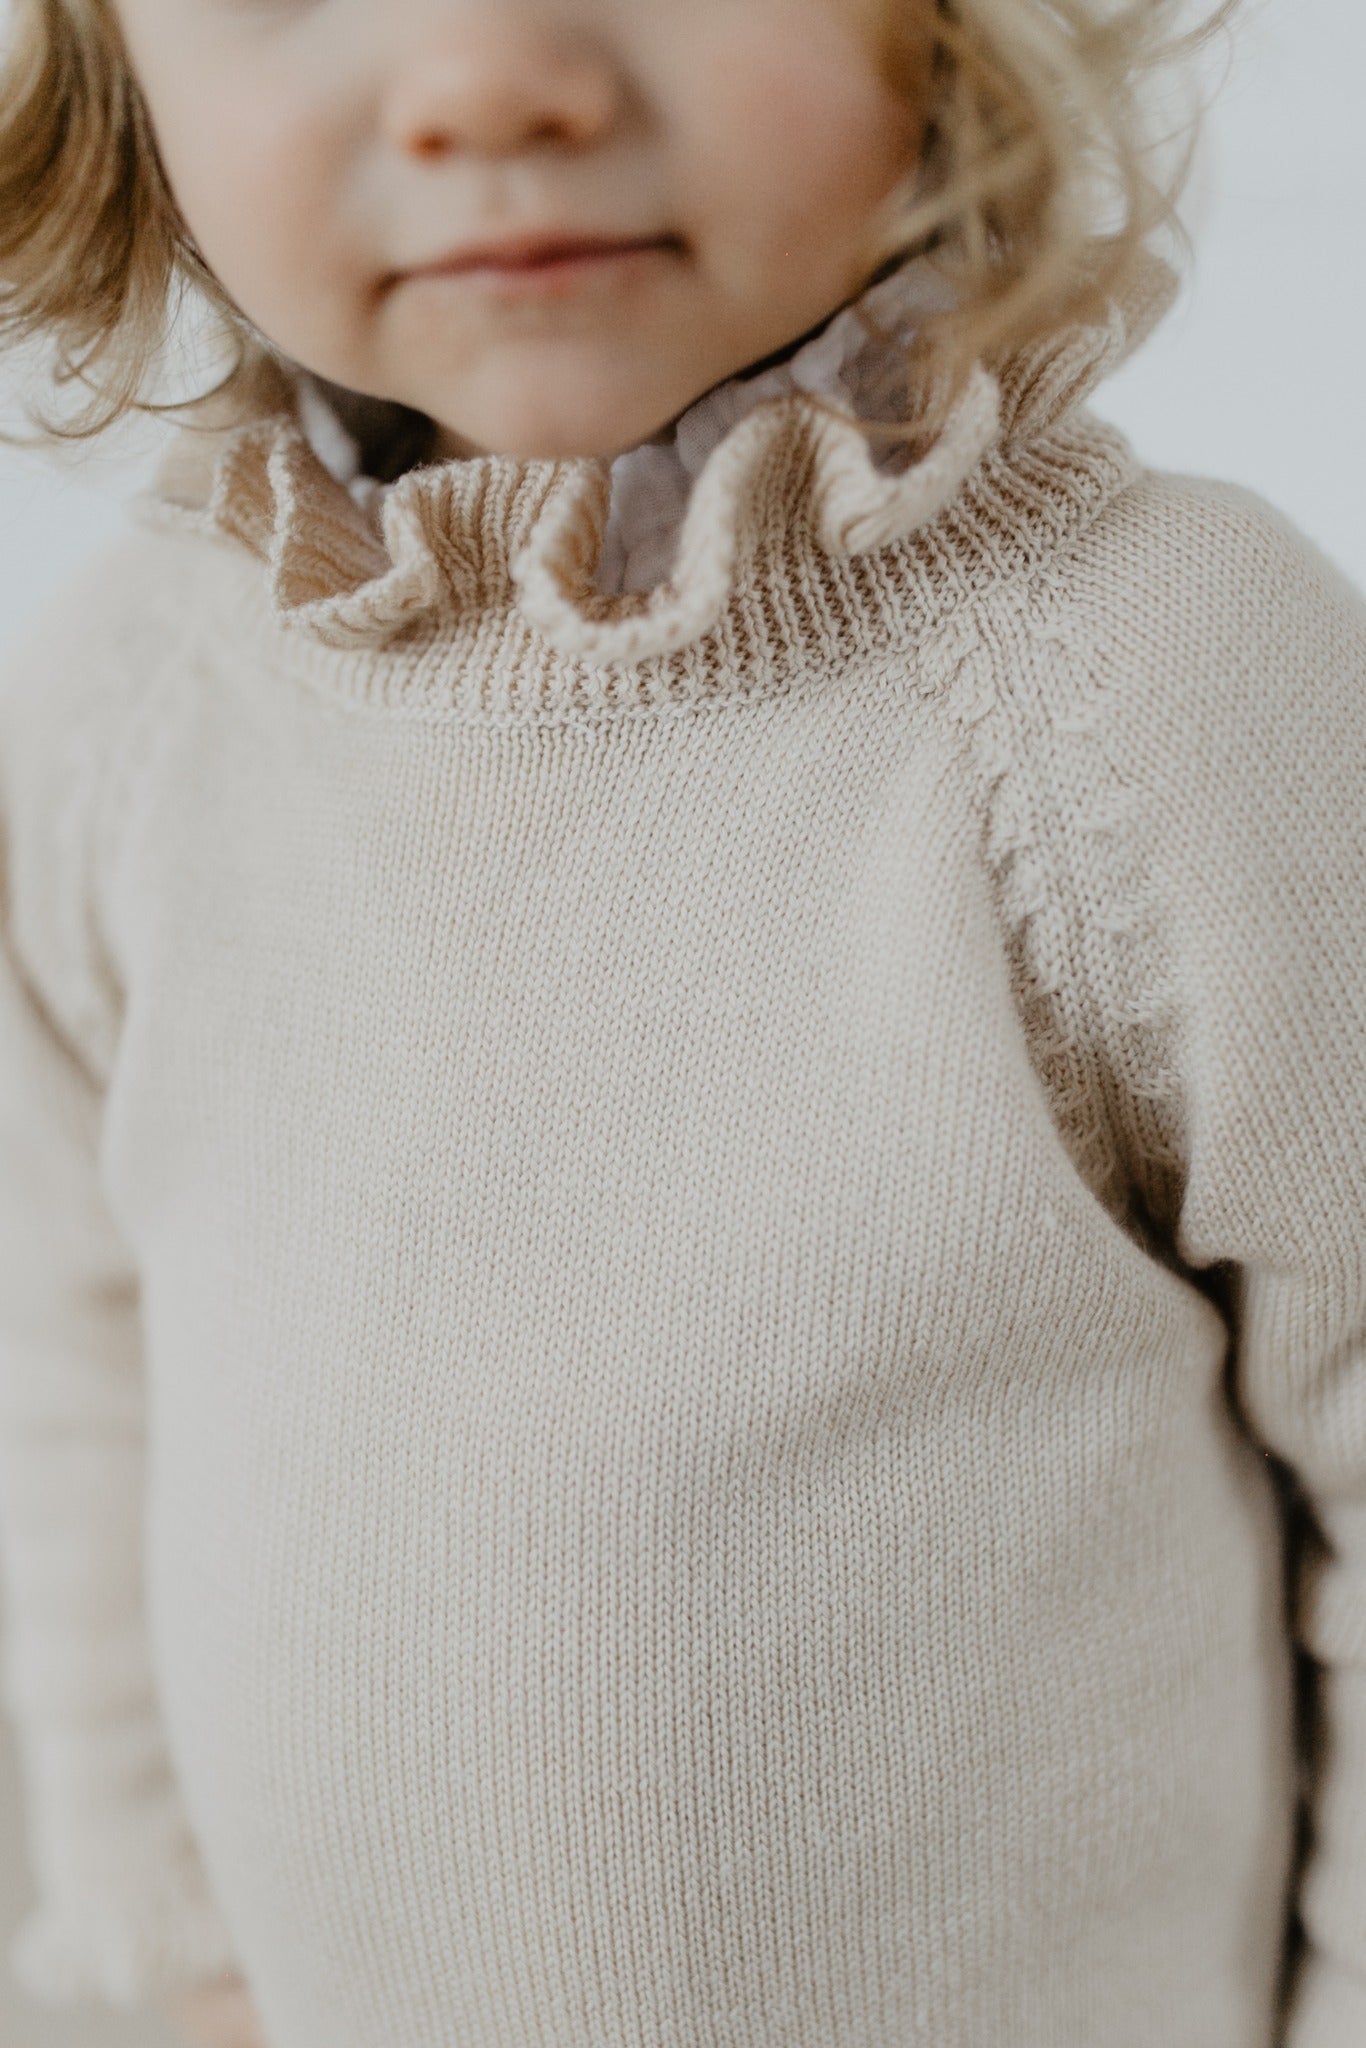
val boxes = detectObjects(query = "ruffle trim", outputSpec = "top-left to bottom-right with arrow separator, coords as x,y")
512,361 -> 1001,665
10,1893 -> 241,2010
136,249 -> 1177,670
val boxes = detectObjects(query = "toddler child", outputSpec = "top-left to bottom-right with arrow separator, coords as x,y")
0,2 -> 1363,2045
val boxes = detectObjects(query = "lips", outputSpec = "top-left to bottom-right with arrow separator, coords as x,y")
410,231 -> 674,276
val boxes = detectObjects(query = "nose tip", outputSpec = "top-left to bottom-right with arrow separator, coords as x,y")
382,31 -> 621,158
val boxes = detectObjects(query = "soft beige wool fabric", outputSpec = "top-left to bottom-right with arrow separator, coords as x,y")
2,248 -> 1366,2048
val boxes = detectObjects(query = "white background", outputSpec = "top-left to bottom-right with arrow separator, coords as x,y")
1,1 -> 1363,2043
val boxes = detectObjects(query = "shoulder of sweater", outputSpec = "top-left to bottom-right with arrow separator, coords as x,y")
0,513 -> 227,742
950,455 -> 1366,833
0,513 -> 235,848
0,508 -> 235,739
1009,459 -> 1366,721
1077,468 -> 1366,898
1007,462 -> 1366,898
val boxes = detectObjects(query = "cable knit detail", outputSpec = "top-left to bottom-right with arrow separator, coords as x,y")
928,604 -> 1115,1220
1026,605 -> 1189,1222
135,249 -> 1177,681
938,585 -> 1188,1239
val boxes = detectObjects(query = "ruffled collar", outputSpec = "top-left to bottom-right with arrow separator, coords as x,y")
138,244 -> 1177,675
294,251 -> 960,601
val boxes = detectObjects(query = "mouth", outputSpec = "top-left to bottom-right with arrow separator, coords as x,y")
402,230 -> 686,283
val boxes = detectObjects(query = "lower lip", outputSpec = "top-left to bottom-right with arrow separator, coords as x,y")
407,241 -> 672,299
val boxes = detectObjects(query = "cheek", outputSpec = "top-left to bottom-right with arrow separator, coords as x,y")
682,15 -> 917,242
154,82 -> 347,318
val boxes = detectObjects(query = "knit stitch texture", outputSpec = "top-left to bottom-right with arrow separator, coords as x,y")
1,245 -> 1366,2048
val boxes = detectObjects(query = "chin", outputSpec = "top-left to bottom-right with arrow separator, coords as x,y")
483,420 -> 657,464
431,380 -> 681,467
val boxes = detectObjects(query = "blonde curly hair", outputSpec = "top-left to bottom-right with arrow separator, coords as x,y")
0,0 -> 1237,463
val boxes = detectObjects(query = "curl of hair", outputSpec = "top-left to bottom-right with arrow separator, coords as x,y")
0,0 -> 262,446
837,0 -> 1241,449
0,0 -> 1239,459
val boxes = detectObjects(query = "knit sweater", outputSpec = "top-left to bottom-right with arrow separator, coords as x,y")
2,244 -> 1366,2048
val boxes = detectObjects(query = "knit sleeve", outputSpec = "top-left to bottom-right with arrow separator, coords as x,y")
0,543 -> 241,2010
1012,475 -> 1366,2046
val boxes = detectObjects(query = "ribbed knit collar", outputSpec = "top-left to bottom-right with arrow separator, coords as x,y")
137,245 -> 1177,706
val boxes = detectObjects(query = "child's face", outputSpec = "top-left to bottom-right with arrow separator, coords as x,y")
112,0 -> 931,460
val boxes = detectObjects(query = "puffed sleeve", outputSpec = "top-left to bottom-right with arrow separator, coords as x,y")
1019,472 -> 1366,2044
0,554 -> 241,2009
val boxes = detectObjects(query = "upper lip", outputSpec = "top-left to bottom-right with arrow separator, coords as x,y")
405,229 -> 671,276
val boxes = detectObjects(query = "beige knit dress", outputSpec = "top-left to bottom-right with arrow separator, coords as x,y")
1,246 -> 1365,2048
